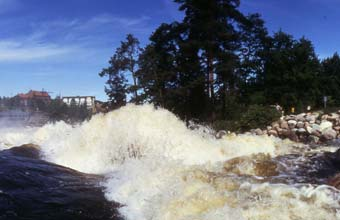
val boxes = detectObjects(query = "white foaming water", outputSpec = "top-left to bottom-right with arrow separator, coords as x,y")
1,104 -> 340,220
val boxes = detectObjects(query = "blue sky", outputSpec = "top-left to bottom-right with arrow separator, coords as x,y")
0,0 -> 339,101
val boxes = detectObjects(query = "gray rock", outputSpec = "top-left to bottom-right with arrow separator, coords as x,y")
320,121 -> 333,131
305,114 -> 318,122
297,128 -> 306,134
296,113 -> 306,122
296,121 -> 304,129
288,120 -> 297,129
285,115 -> 296,121
322,128 -> 337,140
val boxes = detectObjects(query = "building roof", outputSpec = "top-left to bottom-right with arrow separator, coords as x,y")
18,90 -> 51,99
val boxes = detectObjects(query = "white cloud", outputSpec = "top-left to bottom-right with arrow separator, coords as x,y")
0,40 -> 73,62
0,14 -> 152,62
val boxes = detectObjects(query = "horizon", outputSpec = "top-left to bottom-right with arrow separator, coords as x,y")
0,0 -> 339,101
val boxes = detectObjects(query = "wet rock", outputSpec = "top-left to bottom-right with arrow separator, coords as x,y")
254,128 -> 263,135
215,130 -> 227,139
328,173 -> 340,189
268,130 -> 278,137
281,130 -> 299,142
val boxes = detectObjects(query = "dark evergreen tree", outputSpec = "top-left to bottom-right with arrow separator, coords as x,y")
174,0 -> 247,120
320,53 -> 340,105
263,31 -> 320,111
237,13 -> 269,105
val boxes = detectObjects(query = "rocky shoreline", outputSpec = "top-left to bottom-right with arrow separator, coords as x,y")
248,111 -> 340,144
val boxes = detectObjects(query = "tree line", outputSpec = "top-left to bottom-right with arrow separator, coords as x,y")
99,0 -> 340,130
0,96 -> 91,123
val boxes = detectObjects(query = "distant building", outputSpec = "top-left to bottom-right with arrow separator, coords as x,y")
62,96 -> 96,112
16,90 -> 51,108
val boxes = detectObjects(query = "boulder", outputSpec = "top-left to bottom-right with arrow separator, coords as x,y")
268,130 -> 278,137
280,120 -> 289,129
328,113 -> 339,122
307,135 -> 320,144
322,128 -> 337,140
311,130 -> 322,137
305,114 -> 318,122
297,128 -> 306,134
320,121 -> 333,131
321,114 -> 329,121
296,113 -> 306,122
296,121 -> 304,129
281,130 -> 299,142
284,115 -> 296,121
288,120 -> 297,129
271,122 -> 280,129
311,124 -> 321,133
254,128 -> 263,136
215,130 -> 227,139
306,126 -> 313,134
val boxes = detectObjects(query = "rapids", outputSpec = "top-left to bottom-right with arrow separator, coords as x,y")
1,104 -> 340,220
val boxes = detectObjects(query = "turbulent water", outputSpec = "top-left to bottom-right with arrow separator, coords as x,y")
1,104 -> 340,220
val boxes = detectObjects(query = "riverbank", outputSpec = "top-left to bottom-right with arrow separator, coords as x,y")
244,111 -> 340,144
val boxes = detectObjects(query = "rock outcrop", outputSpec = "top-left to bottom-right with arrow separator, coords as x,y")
250,111 -> 340,143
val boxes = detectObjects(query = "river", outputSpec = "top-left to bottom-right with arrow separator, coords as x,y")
1,104 -> 340,220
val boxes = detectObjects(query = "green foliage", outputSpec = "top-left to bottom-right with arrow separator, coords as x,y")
99,0 -> 340,131
46,98 -> 91,123
99,34 -> 141,109
239,105 -> 281,131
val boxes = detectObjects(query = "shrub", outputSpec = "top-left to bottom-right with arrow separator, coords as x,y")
239,105 -> 281,132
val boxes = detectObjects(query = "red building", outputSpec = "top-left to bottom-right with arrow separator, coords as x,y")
17,90 -> 51,109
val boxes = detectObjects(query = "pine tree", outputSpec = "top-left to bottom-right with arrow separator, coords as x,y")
99,34 -> 141,108
99,53 -> 128,109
